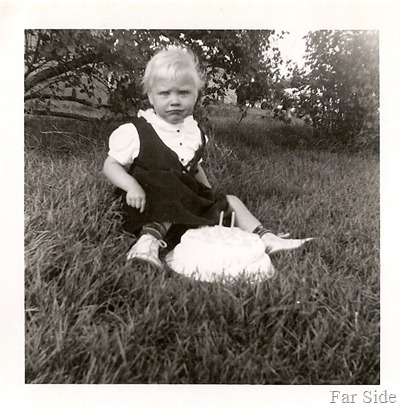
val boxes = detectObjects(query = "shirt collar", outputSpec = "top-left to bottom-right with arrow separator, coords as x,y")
138,109 -> 199,132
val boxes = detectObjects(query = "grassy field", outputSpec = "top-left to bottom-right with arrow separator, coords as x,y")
24,105 -> 379,384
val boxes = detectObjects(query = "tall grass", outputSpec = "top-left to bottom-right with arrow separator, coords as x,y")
24,107 -> 379,384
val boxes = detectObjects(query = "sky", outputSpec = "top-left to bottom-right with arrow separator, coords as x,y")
277,31 -> 308,65
274,30 -> 308,74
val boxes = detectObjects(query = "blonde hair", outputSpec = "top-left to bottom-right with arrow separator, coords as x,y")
142,47 -> 205,94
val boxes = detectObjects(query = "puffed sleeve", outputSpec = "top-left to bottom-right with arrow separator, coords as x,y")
198,132 -> 208,164
108,123 -> 140,166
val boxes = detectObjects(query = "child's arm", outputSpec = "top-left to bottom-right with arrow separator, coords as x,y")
103,156 -> 146,213
194,164 -> 212,188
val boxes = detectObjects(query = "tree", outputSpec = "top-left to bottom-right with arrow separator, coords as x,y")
24,30 -> 164,121
300,30 -> 379,147
24,29 -> 284,122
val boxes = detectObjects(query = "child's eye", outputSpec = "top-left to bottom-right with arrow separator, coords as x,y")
180,90 -> 189,95
159,91 -> 169,96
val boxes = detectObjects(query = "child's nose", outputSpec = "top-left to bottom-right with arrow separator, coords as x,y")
170,93 -> 181,105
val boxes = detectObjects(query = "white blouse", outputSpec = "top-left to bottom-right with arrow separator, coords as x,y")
108,109 -> 206,167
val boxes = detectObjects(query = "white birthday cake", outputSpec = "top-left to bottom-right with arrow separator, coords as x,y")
165,225 -> 275,282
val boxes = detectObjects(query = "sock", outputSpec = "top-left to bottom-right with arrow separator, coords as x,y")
140,222 -> 168,241
253,224 -> 272,238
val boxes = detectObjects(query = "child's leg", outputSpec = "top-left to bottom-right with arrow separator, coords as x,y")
126,221 -> 172,269
226,194 -> 261,232
226,195 -> 313,254
140,222 -> 172,241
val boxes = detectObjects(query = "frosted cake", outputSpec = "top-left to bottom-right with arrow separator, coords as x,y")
165,225 -> 275,281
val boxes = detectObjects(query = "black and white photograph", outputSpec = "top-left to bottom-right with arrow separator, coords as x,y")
1,0 -> 399,408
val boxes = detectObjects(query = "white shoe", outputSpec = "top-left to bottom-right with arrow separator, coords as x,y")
126,234 -> 167,269
261,232 -> 313,255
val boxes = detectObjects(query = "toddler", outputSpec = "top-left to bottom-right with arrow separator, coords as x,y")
103,47 -> 311,269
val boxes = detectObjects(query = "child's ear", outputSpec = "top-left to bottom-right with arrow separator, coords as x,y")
147,93 -> 153,105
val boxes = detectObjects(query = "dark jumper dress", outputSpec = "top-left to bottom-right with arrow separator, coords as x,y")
116,117 -> 229,240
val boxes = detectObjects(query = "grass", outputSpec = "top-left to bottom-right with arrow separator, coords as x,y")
24,105 -> 379,384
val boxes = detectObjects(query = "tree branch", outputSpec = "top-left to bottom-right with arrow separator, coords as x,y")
25,58 -> 52,80
24,53 -> 100,92
24,93 -> 110,109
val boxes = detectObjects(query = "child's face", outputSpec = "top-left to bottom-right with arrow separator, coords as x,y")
148,74 -> 198,124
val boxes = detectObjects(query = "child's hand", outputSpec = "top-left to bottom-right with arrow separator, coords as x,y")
126,184 -> 146,213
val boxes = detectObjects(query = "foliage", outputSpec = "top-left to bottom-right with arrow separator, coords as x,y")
24,29 -> 283,121
300,30 -> 379,147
